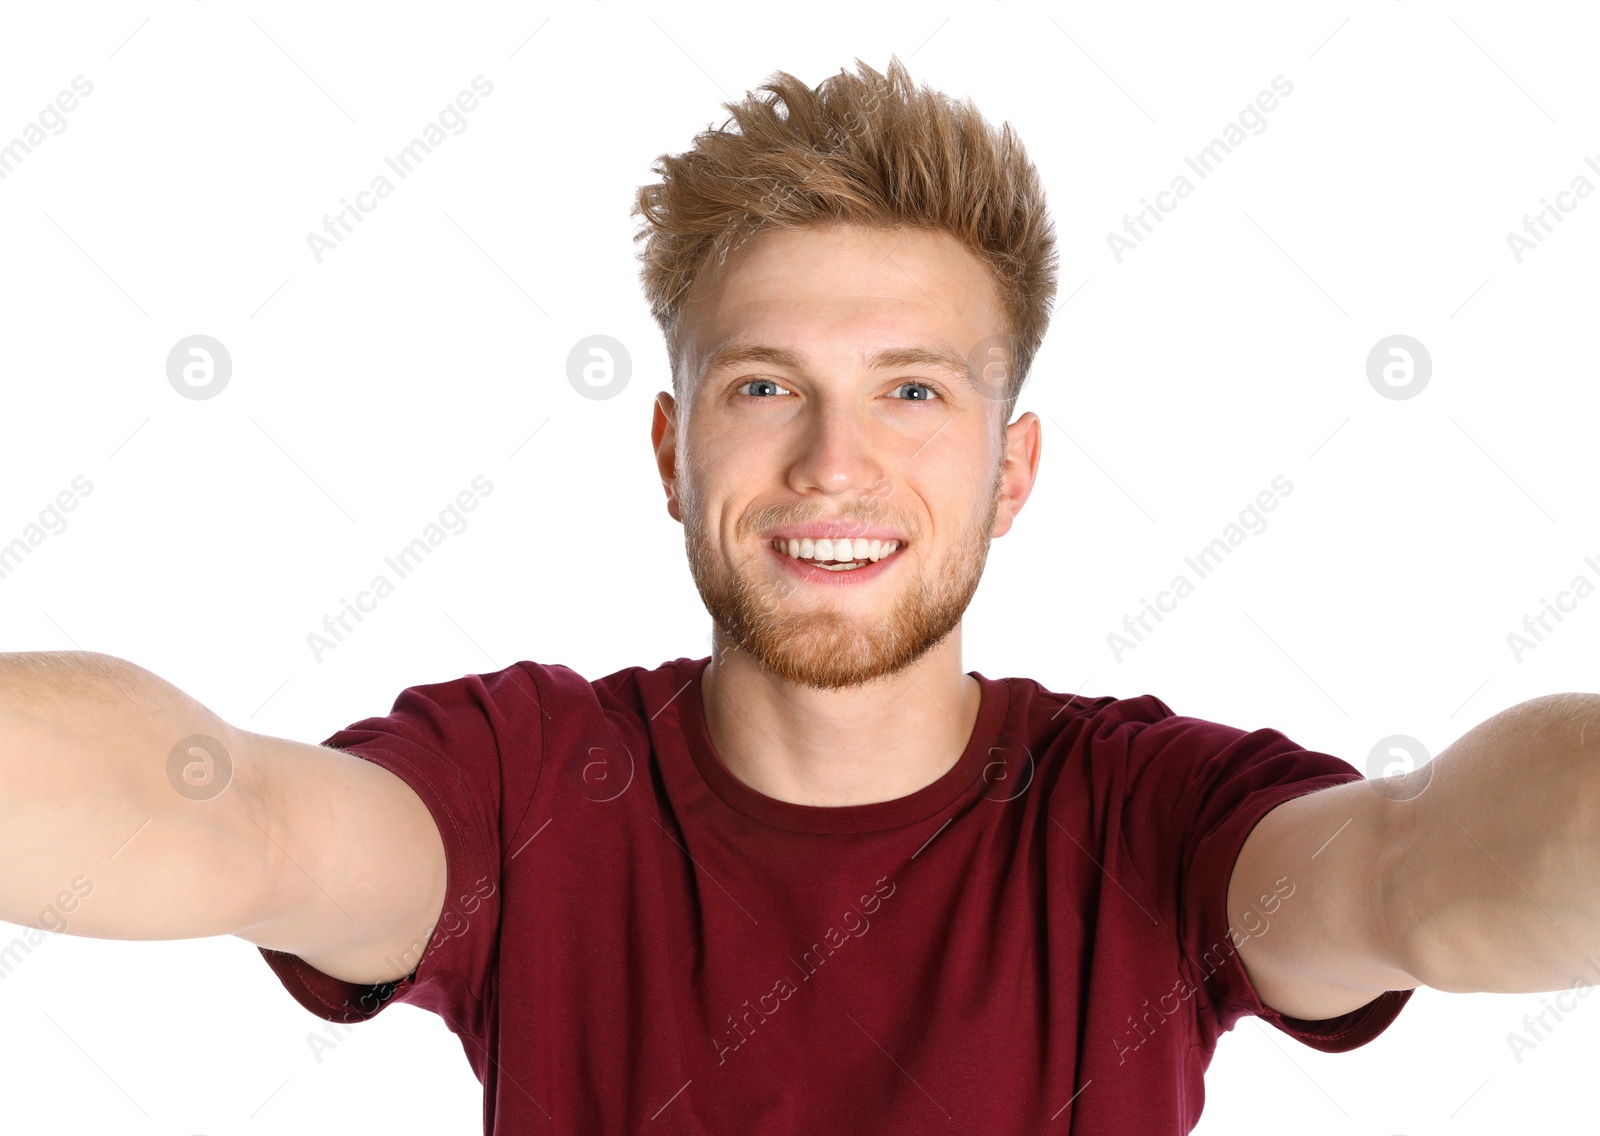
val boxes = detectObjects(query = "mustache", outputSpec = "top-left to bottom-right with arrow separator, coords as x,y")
737,501 -> 914,543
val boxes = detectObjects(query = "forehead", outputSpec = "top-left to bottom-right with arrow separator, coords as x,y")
676,223 -> 1006,387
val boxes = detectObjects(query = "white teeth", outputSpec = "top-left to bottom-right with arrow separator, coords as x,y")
771,537 -> 902,565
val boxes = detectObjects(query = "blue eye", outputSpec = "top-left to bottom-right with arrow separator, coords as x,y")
734,378 -> 943,400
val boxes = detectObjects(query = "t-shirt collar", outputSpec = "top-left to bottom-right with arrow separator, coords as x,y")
671,654 -> 1012,835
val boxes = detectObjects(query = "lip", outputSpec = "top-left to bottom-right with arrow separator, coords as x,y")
765,539 -> 904,587
764,522 -> 909,544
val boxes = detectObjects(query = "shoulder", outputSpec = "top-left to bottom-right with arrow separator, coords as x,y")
416,656 -> 697,715
501,655 -> 706,748
997,677 -> 1358,808
993,673 -> 1178,751
330,657 -> 689,759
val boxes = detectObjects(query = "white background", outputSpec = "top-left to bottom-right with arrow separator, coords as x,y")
1,1 -> 1597,1132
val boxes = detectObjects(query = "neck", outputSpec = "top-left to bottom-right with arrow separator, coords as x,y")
699,626 -> 982,807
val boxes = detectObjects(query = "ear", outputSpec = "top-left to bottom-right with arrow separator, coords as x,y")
651,391 -> 683,524
991,410 -> 1041,538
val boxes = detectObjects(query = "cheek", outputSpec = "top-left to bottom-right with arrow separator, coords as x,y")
920,480 -> 987,536
682,434 -> 749,501
676,460 -> 719,527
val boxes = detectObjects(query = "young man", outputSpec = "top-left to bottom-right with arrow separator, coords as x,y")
5,56 -> 1600,1134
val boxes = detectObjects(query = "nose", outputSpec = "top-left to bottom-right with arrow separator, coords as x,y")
784,395 -> 891,501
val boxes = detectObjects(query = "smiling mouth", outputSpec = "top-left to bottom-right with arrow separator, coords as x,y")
770,536 -> 904,572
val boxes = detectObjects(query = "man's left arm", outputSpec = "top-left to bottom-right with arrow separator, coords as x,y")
1227,691 -> 1600,1021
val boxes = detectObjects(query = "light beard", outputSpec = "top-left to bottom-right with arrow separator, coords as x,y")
682,465 -> 1004,691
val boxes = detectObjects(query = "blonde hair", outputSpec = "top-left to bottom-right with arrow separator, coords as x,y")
631,56 -> 1058,421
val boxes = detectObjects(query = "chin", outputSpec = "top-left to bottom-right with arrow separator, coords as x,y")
741,618 -> 928,691
684,503 -> 995,691
708,581 -> 973,691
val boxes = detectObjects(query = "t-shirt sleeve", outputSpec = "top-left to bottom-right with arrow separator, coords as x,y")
256,662 -> 545,1041
1107,697 -> 1413,1053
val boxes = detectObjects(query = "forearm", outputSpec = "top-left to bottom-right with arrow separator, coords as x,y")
1388,691 -> 1600,994
0,650 -> 271,939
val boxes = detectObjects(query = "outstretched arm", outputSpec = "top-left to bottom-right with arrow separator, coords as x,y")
1226,692 -> 1600,1021
0,650 -> 446,985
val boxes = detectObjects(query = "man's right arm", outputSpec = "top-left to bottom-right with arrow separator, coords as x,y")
0,650 -> 446,985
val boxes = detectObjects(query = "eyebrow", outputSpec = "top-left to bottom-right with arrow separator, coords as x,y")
700,340 -> 982,391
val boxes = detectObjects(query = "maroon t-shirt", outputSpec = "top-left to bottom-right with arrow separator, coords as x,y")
259,655 -> 1411,1133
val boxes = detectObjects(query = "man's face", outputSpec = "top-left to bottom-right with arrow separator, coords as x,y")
650,223 -> 1040,691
